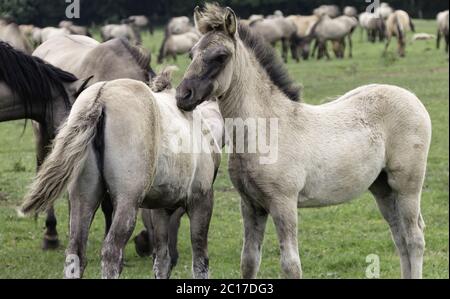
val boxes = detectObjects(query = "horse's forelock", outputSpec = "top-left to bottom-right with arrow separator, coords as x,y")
196,3 -> 228,34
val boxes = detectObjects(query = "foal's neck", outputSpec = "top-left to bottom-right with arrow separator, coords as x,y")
219,42 -> 297,120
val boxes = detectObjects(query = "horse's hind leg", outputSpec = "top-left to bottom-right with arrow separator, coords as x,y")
101,193 -> 113,238
33,123 -> 59,250
348,35 -> 353,58
101,197 -> 139,279
188,190 -> 213,279
376,136 -> 428,278
43,207 -> 59,250
65,149 -> 104,278
383,36 -> 391,56
281,38 -> 288,63
134,209 -> 155,258
151,209 -> 172,278
240,197 -> 268,279
270,199 -> 302,278
370,172 -> 411,278
168,207 -> 185,268
436,30 -> 441,49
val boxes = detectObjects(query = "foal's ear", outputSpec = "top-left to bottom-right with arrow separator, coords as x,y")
224,7 -> 237,37
194,6 -> 204,34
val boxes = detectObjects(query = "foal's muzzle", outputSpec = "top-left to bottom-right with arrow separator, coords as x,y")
176,78 -> 213,112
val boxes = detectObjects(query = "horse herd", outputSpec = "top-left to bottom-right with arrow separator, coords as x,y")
2,3 -> 448,63
0,2 -> 440,279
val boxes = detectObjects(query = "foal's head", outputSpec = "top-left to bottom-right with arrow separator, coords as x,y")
176,4 -> 238,111
176,3 -> 300,111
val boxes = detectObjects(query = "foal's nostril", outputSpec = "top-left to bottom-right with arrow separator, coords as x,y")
184,89 -> 193,100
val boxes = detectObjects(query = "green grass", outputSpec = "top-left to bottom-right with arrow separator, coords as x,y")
0,19 -> 448,279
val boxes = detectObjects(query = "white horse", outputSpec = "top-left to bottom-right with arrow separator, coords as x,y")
0,19 -> 33,53
100,23 -> 141,45
384,10 -> 415,57
21,78 -> 224,279
176,4 -> 431,279
157,31 -> 200,63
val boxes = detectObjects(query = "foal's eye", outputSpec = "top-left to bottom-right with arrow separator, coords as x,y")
212,53 -> 229,64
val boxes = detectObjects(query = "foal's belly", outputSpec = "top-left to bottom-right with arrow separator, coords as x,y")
297,152 -> 385,208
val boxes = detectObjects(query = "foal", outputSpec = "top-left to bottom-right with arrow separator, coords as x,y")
176,4 -> 431,279
22,78 -> 223,279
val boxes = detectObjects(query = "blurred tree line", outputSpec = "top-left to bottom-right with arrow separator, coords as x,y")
1,0 -> 448,26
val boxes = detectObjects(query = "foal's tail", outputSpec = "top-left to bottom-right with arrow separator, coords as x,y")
394,15 -> 404,43
408,16 -> 415,33
21,82 -> 107,215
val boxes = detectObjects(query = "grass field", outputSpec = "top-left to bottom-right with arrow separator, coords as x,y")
0,19 -> 448,279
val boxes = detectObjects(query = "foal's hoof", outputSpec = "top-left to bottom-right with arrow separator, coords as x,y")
42,235 -> 60,250
134,230 -> 151,257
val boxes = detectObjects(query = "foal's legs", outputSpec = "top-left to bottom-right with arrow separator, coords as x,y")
101,198 -> 139,279
371,138 -> 427,279
152,209 -> 172,279
188,191 -> 213,279
270,200 -> 302,278
240,198 -> 268,279
168,207 -> 185,268
65,149 -> 104,278
281,38 -> 288,63
33,123 -> 59,250
370,172 -> 411,278
101,193 -> 113,237
347,35 -> 353,58
383,35 -> 392,55
134,209 -> 155,258
436,29 -> 441,49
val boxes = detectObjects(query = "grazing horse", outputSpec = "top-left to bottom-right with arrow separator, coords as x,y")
249,16 -> 297,63
375,2 -> 394,20
313,5 -> 340,18
286,15 -> 319,61
384,10 -> 415,57
359,12 -> 386,43
167,16 -> 194,35
310,15 -> 358,59
21,78 -> 224,279
157,30 -> 200,63
127,15 -> 154,35
436,10 -> 449,53
100,23 -> 141,45
0,20 -> 33,53
176,4 -> 431,279
59,21 -> 91,37
344,6 -> 358,18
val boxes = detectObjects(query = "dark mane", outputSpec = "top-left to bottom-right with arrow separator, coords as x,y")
0,41 -> 77,119
237,24 -> 301,102
119,38 -> 156,82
